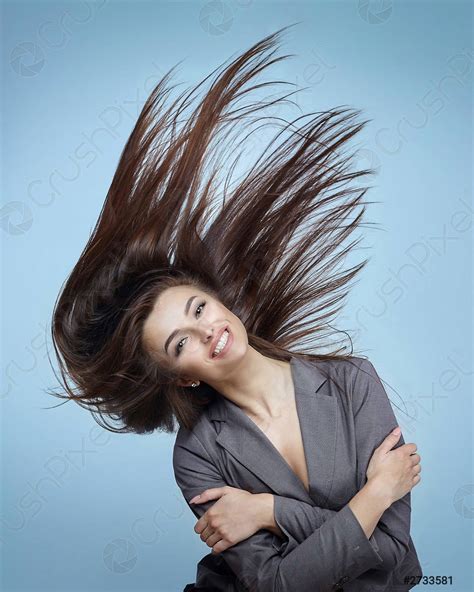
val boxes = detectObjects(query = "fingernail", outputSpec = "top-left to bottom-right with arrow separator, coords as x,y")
393,427 -> 401,435
190,495 -> 200,504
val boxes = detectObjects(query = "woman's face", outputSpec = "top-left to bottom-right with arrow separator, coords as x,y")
142,285 -> 248,386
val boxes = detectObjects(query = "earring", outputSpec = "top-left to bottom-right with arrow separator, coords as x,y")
191,382 -> 199,388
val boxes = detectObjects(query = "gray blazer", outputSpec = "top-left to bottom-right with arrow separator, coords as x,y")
173,355 -> 423,592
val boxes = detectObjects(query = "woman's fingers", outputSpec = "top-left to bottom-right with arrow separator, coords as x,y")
190,486 -> 229,504
409,451 -> 421,487
199,523 -> 214,541
377,427 -> 402,453
205,531 -> 223,548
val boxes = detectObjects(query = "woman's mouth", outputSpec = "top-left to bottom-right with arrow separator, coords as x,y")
211,327 -> 233,359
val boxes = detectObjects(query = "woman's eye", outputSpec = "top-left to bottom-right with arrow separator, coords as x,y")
175,338 -> 185,356
175,301 -> 207,356
196,301 -> 206,317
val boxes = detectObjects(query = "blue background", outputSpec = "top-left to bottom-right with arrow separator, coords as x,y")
1,0 -> 472,590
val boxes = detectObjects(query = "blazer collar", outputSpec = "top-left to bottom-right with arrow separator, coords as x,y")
206,355 -> 337,506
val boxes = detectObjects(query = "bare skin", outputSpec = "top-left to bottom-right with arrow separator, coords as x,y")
236,357 -> 311,495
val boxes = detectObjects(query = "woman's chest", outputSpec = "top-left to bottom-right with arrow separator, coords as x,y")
211,394 -> 361,510
258,409 -> 311,496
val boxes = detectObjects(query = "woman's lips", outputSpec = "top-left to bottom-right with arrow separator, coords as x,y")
212,327 -> 233,360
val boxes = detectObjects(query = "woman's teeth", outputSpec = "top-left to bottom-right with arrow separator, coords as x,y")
213,330 -> 229,357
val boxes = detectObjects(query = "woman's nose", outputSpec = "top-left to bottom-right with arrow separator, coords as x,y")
202,326 -> 214,341
195,319 -> 214,340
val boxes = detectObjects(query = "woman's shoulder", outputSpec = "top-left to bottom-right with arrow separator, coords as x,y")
297,353 -> 370,383
173,406 -> 219,456
296,354 -> 376,411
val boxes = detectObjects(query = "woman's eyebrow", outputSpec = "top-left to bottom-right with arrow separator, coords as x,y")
163,295 -> 197,355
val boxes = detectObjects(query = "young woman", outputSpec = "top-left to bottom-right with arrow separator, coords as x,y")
49,25 -> 422,592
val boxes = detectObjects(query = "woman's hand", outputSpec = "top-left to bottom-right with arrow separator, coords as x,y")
366,427 -> 422,505
189,486 -> 264,553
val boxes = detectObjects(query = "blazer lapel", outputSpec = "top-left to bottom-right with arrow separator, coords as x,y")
207,356 -> 338,507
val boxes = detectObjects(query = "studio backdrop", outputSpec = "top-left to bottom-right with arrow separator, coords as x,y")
2,1 -> 472,592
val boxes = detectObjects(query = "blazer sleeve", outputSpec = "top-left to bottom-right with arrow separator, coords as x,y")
271,358 -> 412,573
272,496 -> 402,573
173,426 -> 384,592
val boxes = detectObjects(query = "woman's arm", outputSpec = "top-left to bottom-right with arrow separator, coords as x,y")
257,479 -> 393,543
173,428 -> 385,592
256,484 -> 408,574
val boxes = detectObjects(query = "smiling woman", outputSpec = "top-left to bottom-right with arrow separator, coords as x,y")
47,23 -> 422,592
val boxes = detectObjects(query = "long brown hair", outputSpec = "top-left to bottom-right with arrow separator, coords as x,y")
47,24 -> 387,434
